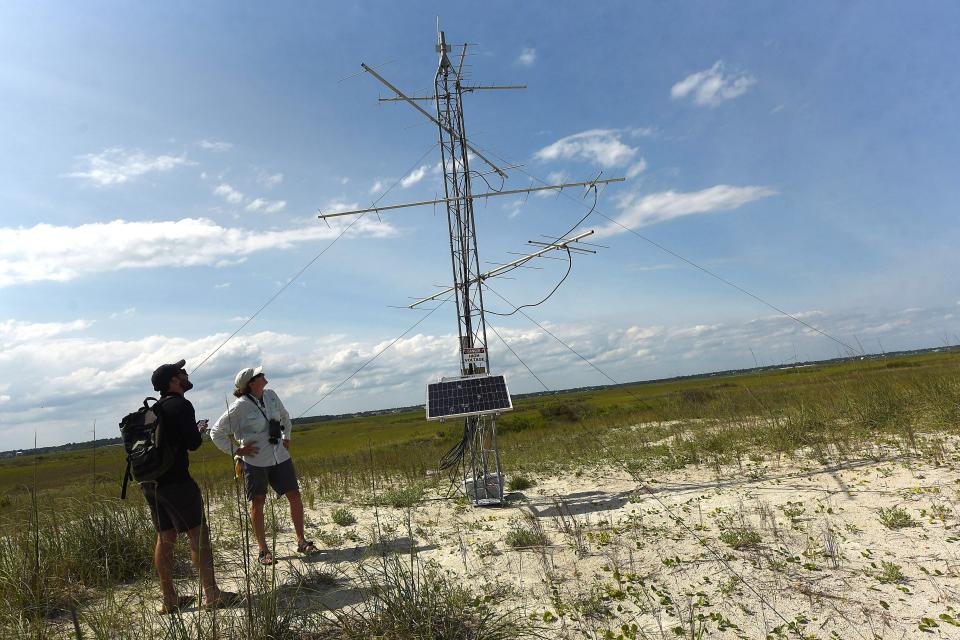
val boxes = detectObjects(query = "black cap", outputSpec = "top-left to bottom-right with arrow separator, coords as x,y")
151,359 -> 187,392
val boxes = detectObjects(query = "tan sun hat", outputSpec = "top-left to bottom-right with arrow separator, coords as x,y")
234,366 -> 264,391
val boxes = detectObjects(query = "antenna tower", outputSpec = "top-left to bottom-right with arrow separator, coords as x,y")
321,27 -> 623,505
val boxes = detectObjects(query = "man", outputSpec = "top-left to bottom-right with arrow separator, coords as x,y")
210,366 -> 318,566
144,359 -> 240,613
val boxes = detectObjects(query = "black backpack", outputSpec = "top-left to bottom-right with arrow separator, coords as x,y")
119,397 -> 174,498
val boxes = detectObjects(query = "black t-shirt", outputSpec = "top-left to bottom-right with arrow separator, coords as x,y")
154,392 -> 202,485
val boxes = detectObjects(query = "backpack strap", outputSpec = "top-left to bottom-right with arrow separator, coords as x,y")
120,459 -> 132,499
151,395 -> 175,447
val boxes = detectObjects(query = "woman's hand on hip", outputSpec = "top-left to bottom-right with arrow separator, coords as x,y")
235,441 -> 260,457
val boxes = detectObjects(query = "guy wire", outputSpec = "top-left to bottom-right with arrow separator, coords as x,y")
485,321 -> 550,392
485,283 -> 621,388
468,140 -> 862,357
296,294 -> 452,419
224,394 -> 254,629
192,142 -> 440,374
481,285 -> 821,640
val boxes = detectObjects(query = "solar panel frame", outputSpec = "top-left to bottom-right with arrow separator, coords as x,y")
425,374 -> 513,421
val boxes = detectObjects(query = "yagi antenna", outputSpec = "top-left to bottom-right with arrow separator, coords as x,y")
321,25 -> 624,506
407,230 -> 599,308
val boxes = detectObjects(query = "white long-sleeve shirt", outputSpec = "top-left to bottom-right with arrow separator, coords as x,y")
210,389 -> 293,468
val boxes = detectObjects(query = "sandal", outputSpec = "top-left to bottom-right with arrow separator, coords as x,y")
204,590 -> 244,611
258,549 -> 276,566
297,540 -> 319,556
159,594 -> 194,615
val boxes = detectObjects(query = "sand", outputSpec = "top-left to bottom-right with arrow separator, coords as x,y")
75,438 -> 960,639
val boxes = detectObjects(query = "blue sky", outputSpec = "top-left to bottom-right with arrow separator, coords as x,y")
2,2 -> 959,449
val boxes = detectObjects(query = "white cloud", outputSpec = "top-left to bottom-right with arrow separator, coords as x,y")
627,127 -> 655,138
517,48 -> 537,66
671,61 -> 756,107
626,159 -> 647,179
257,172 -> 284,188
246,198 -> 287,214
214,183 -> 245,204
0,318 -> 92,345
215,282 -> 231,289
1,302 -> 954,449
109,308 -> 136,319
199,139 -> 233,152
629,263 -> 678,272
504,200 -> 524,218
323,200 -> 359,215
595,185 -> 777,237
546,171 -> 568,184
0,326 -> 458,448
400,165 -> 429,188
66,148 -> 194,187
535,129 -> 641,168
0,217 -> 397,286
534,171 -> 570,198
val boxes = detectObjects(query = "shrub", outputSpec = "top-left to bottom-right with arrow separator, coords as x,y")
505,521 -> 549,549
331,507 -> 357,527
319,558 -> 536,639
507,474 -> 535,492
878,506 -> 916,529
720,527 -> 762,550
539,401 -> 588,422
317,530 -> 344,547
375,484 -> 425,509
876,561 -> 906,583
498,414 -> 544,434
680,389 -> 717,405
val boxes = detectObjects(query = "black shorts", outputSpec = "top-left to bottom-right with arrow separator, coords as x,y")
142,479 -> 205,533
243,459 -> 299,501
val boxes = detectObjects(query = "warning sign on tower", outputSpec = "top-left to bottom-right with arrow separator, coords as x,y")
462,347 -> 486,366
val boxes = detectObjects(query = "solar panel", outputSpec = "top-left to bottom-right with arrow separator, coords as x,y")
425,374 -> 513,420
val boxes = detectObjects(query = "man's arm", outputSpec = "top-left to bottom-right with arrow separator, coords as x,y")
209,401 -> 242,455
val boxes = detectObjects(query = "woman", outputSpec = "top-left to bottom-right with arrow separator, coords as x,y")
210,366 -> 318,565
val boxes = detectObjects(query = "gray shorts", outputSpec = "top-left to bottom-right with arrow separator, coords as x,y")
142,479 -> 204,533
243,458 -> 299,501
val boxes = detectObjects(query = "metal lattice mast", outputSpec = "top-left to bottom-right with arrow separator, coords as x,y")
434,32 -> 490,375
318,26 -> 623,506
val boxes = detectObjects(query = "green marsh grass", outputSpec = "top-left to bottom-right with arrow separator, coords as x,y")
319,557 -> 537,640
2,349 -> 959,636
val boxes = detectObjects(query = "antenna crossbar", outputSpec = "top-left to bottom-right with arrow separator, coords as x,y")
528,240 -> 596,254
462,85 -> 527,91
318,177 -> 624,219
408,230 -> 595,308
379,95 -> 437,102
379,86 -> 525,102
361,62 -> 508,178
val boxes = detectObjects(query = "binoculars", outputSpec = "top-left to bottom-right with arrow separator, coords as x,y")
268,418 -> 284,445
